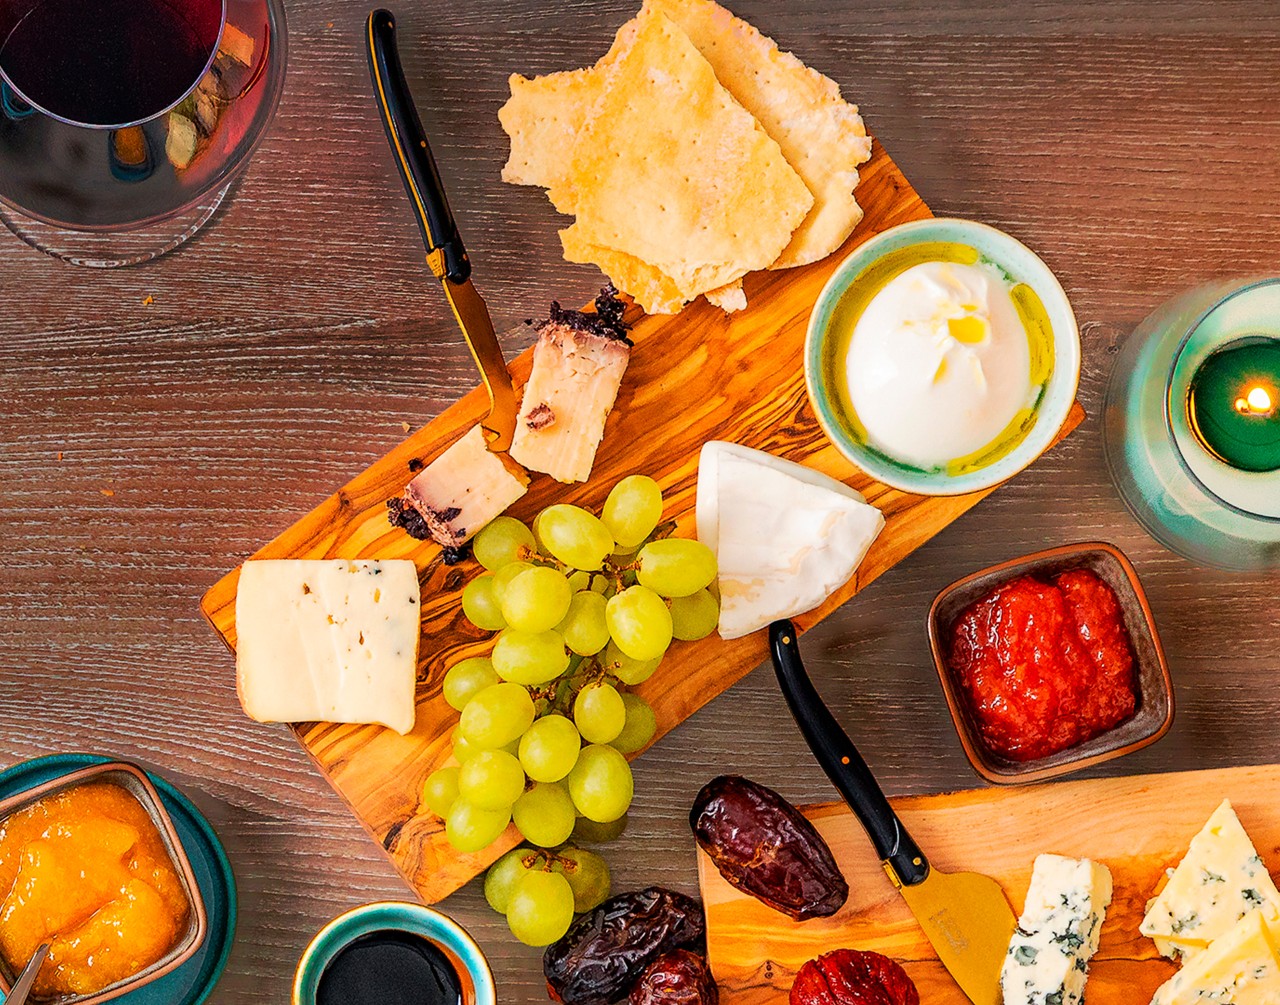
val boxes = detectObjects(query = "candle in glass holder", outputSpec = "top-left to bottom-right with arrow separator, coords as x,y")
1187,337 -> 1280,472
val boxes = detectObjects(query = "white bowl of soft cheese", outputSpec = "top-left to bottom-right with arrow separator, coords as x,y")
805,218 -> 1080,495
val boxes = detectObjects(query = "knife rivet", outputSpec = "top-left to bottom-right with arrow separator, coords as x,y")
841,756 -> 849,765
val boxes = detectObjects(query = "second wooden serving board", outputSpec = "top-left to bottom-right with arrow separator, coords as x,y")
697,764 -> 1280,1003
200,138 -> 1084,903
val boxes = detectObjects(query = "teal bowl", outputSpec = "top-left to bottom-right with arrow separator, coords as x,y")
805,217 -> 1081,495
293,902 -> 495,1005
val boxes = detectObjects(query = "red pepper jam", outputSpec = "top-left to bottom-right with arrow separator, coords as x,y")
947,569 -> 1138,762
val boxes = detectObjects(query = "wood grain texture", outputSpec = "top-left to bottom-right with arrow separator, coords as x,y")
4,3 -> 1280,1002
199,139 -> 1084,903
698,764 -> 1280,1003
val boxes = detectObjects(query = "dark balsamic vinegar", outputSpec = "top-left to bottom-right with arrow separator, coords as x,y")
316,931 -> 464,1005
0,0 -> 223,126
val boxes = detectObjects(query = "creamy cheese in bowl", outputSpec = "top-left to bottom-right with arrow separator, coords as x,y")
805,219 -> 1078,495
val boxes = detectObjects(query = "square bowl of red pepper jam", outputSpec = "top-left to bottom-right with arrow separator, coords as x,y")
928,542 -> 1173,785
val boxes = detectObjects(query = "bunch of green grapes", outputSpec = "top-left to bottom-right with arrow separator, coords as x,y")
418,474 -> 719,946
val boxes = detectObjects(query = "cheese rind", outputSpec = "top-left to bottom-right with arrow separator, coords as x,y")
695,441 -> 884,640
509,322 -> 631,484
1141,799 -> 1280,959
405,426 -> 530,547
235,559 -> 420,734
1151,907 -> 1280,1005
1000,854 -> 1113,1005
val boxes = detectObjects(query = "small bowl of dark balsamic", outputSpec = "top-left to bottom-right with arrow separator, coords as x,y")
293,902 -> 494,1005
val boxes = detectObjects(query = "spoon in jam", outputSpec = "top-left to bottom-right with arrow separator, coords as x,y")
4,943 -> 51,1005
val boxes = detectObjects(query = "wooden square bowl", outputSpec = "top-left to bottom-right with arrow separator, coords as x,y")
0,761 -> 208,1005
928,542 -> 1174,785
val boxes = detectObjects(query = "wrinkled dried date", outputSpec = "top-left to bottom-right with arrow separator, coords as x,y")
629,950 -> 718,1005
544,887 -> 706,1005
690,775 -> 848,920
789,949 -> 919,1005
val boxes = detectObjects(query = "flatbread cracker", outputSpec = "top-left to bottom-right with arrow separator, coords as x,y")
560,235 -> 689,315
647,0 -> 872,268
555,6 -> 811,296
704,280 -> 746,312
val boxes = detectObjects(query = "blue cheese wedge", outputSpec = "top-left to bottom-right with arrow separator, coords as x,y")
1151,906 -> 1280,1005
1141,800 -> 1280,960
1001,854 -> 1113,1005
695,441 -> 884,640
235,559 -> 420,734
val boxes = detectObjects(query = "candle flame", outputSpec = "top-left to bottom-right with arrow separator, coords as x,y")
1234,384 -> 1275,416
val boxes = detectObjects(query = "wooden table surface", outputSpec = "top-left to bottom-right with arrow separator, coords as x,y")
3,2 -> 1280,1001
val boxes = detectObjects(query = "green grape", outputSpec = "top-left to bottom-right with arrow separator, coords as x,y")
669,588 -> 720,641
539,504 -> 615,571
453,728 -> 518,762
531,510 -> 551,556
484,846 -> 540,914
512,782 -> 576,847
600,641 -> 661,686
461,576 -> 507,632
553,846 -> 612,913
458,749 -> 526,810
420,766 -> 460,817
518,714 -> 581,783
601,475 -> 663,549
557,591 -> 610,656
445,799 -> 510,853
491,629 -> 570,686
635,538 -> 718,597
492,560 -> 535,602
605,586 -> 673,661
443,656 -> 499,711
501,566 -> 573,633
506,870 -> 575,947
572,813 -> 628,844
573,682 -> 626,744
458,682 -> 536,748
610,694 -> 657,754
566,744 -> 634,823
474,516 -> 536,571
590,574 -> 611,595
567,570 -> 591,592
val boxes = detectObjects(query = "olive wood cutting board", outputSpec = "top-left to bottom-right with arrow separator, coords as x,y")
200,138 -> 1085,903
696,764 -> 1280,1003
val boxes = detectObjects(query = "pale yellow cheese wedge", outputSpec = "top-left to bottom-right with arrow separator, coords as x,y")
1151,907 -> 1280,1005
405,426 -> 529,547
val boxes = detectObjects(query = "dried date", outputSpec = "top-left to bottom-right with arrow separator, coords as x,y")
629,950 -> 718,1005
690,775 -> 848,920
544,887 -> 706,1005
789,949 -> 918,1005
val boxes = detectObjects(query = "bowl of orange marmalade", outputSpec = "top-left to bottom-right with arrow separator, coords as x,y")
0,761 -> 208,1004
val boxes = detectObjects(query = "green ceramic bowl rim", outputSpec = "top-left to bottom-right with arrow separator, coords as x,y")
804,217 -> 1082,495
292,901 -> 496,1005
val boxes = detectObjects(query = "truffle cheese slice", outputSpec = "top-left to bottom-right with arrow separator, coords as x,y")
509,321 -> 631,483
405,425 -> 530,547
236,559 -> 420,734
1141,799 -> 1280,960
696,441 -> 884,640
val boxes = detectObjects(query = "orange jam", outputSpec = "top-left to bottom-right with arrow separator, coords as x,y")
0,781 -> 190,997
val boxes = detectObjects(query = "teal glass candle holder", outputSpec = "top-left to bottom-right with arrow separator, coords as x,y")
1103,277 -> 1280,570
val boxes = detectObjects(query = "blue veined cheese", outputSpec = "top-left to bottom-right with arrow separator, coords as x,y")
1141,800 -> 1280,961
235,559 -> 421,734
1000,854 -> 1113,1005
1151,907 -> 1280,1005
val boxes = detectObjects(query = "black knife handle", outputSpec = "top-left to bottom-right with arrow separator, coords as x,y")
769,620 -> 930,887
366,8 -> 471,283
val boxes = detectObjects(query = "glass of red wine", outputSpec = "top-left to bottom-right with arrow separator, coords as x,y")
0,0 -> 286,266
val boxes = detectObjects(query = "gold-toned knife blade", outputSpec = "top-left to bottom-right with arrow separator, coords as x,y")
891,864 -> 1017,1005
435,263 -> 519,453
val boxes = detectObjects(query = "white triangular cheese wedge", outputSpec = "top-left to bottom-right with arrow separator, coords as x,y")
696,441 -> 885,640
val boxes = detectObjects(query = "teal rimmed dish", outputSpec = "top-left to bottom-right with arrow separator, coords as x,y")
293,902 -> 495,1005
805,217 -> 1081,495
0,753 -> 236,1005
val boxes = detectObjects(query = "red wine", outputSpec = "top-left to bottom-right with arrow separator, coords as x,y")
0,0 -> 223,126
316,931 -> 463,1005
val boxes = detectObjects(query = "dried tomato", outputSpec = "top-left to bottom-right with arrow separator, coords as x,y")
789,950 -> 918,1005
